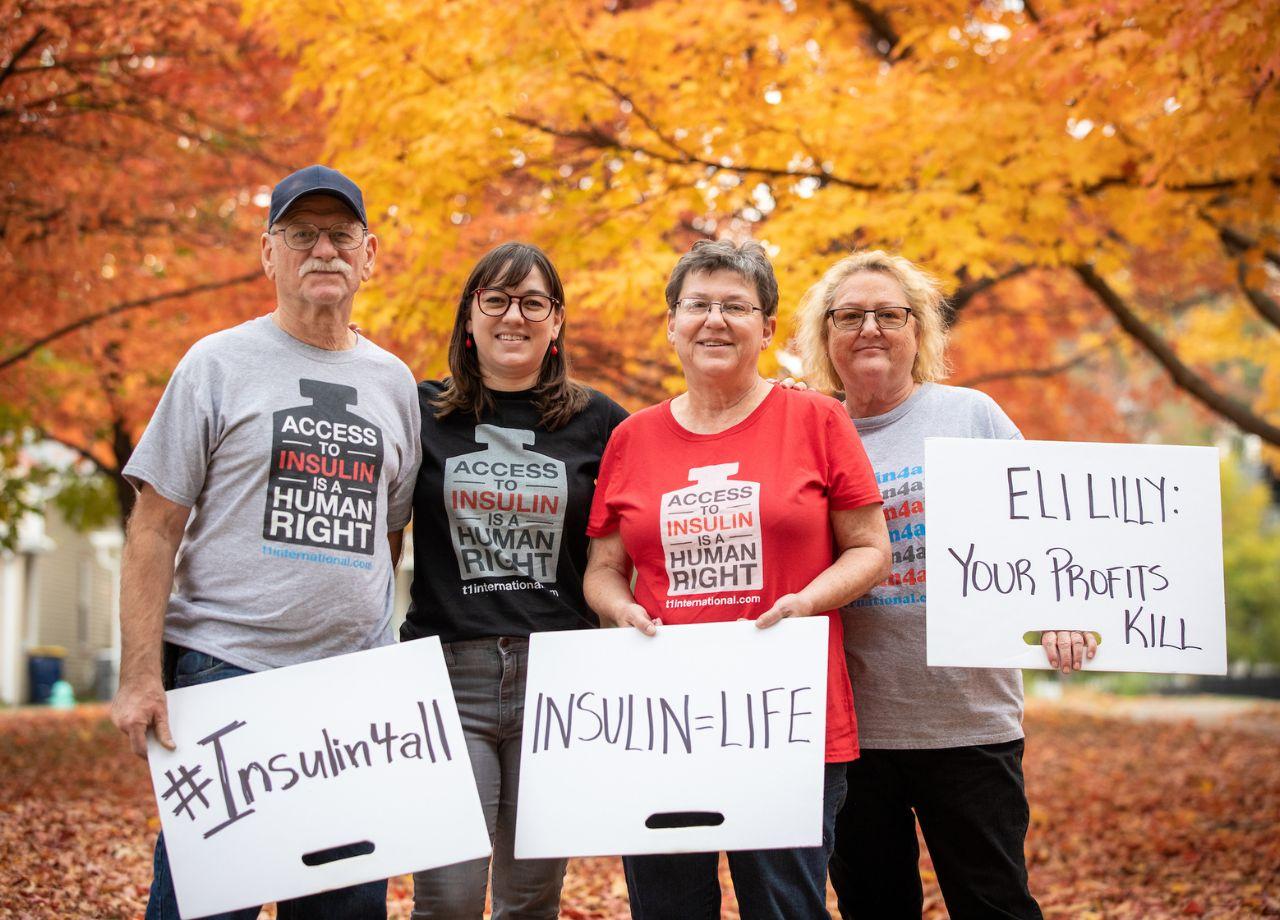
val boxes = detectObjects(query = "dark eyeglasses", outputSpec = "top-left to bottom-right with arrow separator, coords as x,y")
826,306 -> 913,330
474,288 -> 560,321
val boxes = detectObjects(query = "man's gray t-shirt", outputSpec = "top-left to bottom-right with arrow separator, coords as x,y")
842,383 -> 1024,749
123,316 -> 422,672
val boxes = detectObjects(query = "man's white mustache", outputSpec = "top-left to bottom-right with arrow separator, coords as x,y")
299,258 -> 353,278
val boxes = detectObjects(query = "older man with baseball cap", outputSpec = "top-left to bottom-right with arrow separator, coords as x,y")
112,165 -> 421,919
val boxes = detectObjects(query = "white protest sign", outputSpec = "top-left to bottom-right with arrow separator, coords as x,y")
515,618 -> 828,859
925,438 -> 1226,674
146,639 -> 489,918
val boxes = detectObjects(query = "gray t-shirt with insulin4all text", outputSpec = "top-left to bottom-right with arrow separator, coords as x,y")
123,316 -> 422,672
843,382 -> 1025,749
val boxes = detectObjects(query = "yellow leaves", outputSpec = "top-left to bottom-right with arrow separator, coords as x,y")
1219,12 -> 1251,38
225,0 -> 1280,431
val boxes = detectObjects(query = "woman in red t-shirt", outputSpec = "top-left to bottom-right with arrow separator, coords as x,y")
584,239 -> 891,920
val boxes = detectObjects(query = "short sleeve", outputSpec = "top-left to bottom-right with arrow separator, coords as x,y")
122,359 -> 215,507
386,378 -> 422,531
586,424 -> 626,537
822,402 -> 882,511
983,393 -> 1023,441
604,397 -> 630,438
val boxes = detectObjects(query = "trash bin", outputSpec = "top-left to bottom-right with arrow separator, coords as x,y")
27,646 -> 67,704
93,650 -> 119,701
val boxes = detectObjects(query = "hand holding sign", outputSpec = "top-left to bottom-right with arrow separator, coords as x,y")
515,619 -> 828,858
926,439 -> 1226,675
1041,629 -> 1098,673
112,674 -> 176,759
145,639 -> 489,918
755,592 -> 815,629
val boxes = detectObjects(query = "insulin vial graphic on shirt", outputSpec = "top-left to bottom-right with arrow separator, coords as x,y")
444,424 -> 568,583
262,379 -> 384,556
660,462 -> 763,596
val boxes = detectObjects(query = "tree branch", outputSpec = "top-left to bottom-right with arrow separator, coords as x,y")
1213,221 -> 1280,269
1197,214 -> 1280,331
0,271 -> 262,373
509,113 -> 888,192
1235,261 -> 1280,332
0,27 -> 48,92
949,266 -> 1031,319
1074,263 -> 1280,446
31,427 -> 115,476
953,340 -> 1108,387
846,1 -> 906,61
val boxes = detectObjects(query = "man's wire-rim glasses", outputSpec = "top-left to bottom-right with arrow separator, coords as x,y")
269,221 -> 368,251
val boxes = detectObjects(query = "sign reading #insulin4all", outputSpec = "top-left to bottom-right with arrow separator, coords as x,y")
514,619 -> 829,859
925,439 -> 1227,675
146,640 -> 490,919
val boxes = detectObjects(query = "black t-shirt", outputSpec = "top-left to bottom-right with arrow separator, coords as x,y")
402,381 -> 629,643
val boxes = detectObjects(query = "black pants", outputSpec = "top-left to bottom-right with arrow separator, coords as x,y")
829,740 -> 1042,920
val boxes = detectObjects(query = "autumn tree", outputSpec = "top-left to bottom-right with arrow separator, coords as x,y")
248,0 -> 1279,450
0,0 -> 319,521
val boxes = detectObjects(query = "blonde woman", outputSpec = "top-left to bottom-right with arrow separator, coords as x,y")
798,250 -> 1093,920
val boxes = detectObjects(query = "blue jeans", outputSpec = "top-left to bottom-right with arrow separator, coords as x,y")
145,646 -> 387,920
829,741 -> 1042,920
410,637 -> 567,919
623,762 -> 848,920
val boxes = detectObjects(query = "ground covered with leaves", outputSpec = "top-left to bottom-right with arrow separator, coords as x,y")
2,696 -> 1276,919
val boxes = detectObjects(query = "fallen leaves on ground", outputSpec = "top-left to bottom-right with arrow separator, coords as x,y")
1,699 -> 1276,919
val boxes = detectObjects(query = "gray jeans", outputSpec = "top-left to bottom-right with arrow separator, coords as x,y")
411,637 -> 567,919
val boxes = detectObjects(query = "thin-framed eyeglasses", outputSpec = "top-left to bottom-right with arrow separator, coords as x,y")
474,287 -> 560,321
826,306 -> 913,330
268,221 -> 368,251
675,298 -> 763,319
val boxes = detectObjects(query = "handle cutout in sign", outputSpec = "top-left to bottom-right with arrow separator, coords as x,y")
301,840 -> 376,867
1021,630 -> 1102,646
645,811 -> 725,829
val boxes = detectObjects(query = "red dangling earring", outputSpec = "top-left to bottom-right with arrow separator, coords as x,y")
465,335 -> 473,349
551,344 -> 559,356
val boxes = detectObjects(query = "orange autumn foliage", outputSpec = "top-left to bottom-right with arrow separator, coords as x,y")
246,0 -> 1280,450
0,0 -> 318,518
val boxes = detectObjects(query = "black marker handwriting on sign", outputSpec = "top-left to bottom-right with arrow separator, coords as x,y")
1005,467 -> 1180,525
945,543 -> 1170,603
161,700 -> 455,840
1124,607 -> 1203,651
528,688 -> 815,756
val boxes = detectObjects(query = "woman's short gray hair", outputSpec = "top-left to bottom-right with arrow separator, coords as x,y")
797,250 -> 951,391
665,239 -> 779,318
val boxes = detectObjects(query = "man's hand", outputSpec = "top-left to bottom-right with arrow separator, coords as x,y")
112,674 -> 175,759
1041,629 -> 1098,674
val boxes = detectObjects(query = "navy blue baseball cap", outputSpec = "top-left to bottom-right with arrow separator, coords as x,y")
268,165 -> 367,228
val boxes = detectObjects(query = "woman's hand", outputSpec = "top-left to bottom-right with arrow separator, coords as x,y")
766,376 -> 809,390
585,533 -> 659,636
755,593 -> 815,629
1041,630 -> 1098,673
612,602 -> 660,636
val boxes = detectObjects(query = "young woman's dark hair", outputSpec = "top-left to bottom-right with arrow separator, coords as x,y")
432,242 -> 591,430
